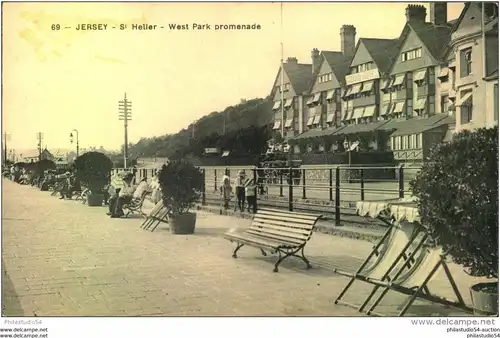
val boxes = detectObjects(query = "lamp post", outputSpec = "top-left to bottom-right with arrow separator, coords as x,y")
70,129 -> 79,158
343,138 -> 352,183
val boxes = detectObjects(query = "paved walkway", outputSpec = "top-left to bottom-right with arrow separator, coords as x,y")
2,179 -> 484,316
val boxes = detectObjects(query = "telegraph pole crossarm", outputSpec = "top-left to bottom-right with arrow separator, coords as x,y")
118,93 -> 132,169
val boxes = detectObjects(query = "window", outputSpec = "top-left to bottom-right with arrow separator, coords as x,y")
460,48 -> 472,77
319,73 -> 333,83
382,92 -> 391,102
415,134 -> 421,148
401,48 -> 422,62
409,134 -> 415,149
351,62 -> 374,74
494,84 -> 499,122
394,136 -> 401,150
441,95 -> 449,114
460,89 -> 473,124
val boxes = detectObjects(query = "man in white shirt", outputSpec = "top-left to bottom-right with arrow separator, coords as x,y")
133,178 -> 149,199
108,173 -> 136,218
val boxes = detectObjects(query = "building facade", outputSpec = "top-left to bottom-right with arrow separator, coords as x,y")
271,2 -> 498,165
446,2 -> 499,132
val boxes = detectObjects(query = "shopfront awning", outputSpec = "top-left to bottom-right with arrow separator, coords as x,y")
272,101 -> 281,110
413,69 -> 427,82
284,98 -> 293,108
312,115 -> 321,125
311,92 -> 321,104
352,107 -> 365,119
414,98 -> 427,110
438,67 -> 449,79
221,150 -> 231,157
363,105 -> 376,117
393,101 -> 405,113
382,78 -> 393,91
380,103 -> 393,116
273,120 -> 281,130
392,74 -> 406,87
284,118 -> 293,128
332,120 -> 389,136
326,113 -> 335,123
360,81 -> 374,93
342,109 -> 354,121
306,116 -> 314,126
326,90 -> 335,101
350,83 -> 362,95
344,86 -> 353,97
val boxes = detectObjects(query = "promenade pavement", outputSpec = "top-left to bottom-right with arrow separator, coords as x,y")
2,179 -> 485,316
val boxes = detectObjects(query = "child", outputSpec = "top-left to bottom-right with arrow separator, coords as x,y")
245,178 -> 257,213
220,175 -> 232,210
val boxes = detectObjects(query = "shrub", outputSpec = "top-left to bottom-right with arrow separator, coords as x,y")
74,152 -> 113,193
158,160 -> 204,214
410,126 -> 498,278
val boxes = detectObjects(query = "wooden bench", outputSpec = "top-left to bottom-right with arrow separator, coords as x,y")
223,208 -> 322,272
123,191 -> 150,218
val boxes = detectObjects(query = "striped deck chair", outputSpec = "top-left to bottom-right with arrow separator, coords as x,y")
334,221 -> 425,312
365,245 -> 473,316
140,201 -> 170,232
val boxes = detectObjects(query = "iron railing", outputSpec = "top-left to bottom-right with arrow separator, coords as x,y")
111,165 -> 421,226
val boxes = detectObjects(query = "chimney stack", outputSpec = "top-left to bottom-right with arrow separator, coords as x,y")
286,57 -> 298,64
430,2 -> 447,26
311,48 -> 321,75
405,4 -> 427,23
340,25 -> 356,57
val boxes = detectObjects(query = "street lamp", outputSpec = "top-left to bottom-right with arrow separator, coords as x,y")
69,129 -> 79,158
343,138 -> 352,183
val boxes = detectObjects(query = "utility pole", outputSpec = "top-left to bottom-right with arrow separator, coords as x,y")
3,132 -> 10,164
118,93 -> 132,169
36,132 -> 44,161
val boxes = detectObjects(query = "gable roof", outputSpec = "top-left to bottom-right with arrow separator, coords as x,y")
322,51 -> 351,81
358,38 -> 402,75
389,20 -> 452,73
270,61 -> 314,98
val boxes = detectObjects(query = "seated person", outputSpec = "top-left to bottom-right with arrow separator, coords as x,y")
107,173 -> 136,218
61,173 -> 81,199
133,177 -> 149,200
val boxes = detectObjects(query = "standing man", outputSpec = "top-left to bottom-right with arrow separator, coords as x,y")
234,170 -> 246,212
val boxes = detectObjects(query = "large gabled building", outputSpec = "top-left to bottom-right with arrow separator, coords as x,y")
269,58 -> 315,141
444,2 -> 498,132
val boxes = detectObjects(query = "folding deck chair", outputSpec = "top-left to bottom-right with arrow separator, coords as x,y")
140,201 -> 170,232
334,221 -> 426,312
364,245 -> 473,316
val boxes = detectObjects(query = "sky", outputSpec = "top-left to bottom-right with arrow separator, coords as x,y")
2,1 -> 464,153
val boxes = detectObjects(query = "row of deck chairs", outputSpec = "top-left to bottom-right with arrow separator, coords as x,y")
333,216 -> 473,316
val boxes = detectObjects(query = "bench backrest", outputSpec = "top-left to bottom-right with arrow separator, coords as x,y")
246,208 -> 321,246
